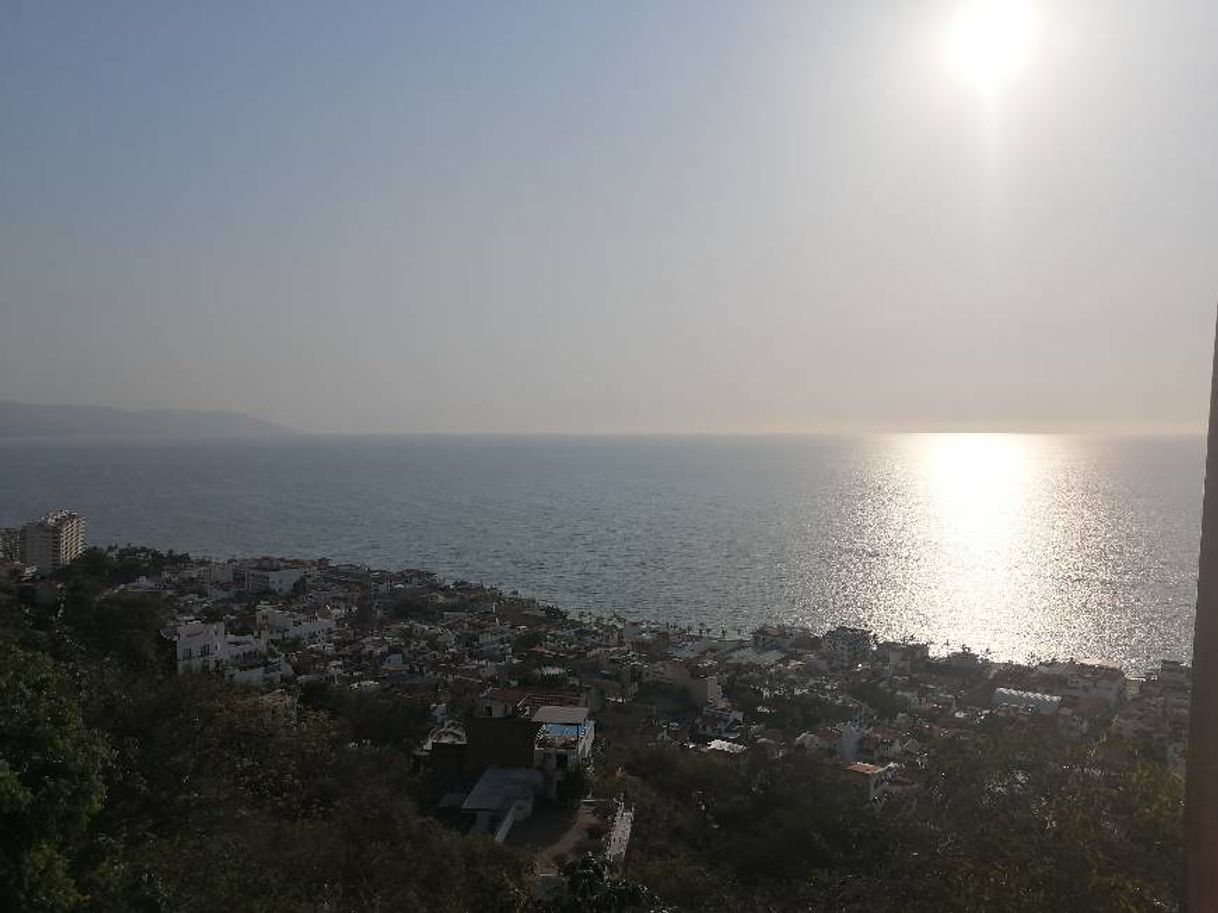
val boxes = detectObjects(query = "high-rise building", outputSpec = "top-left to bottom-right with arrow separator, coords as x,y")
19,509 -> 86,572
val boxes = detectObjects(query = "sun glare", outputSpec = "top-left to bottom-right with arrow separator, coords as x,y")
946,0 -> 1036,96
920,434 -> 1032,551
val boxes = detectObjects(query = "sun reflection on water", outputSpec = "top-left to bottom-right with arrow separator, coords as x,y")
919,433 -> 1035,559
915,433 -> 1047,657
898,433 -> 1055,659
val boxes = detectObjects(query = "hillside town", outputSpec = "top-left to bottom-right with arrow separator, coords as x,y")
1,502 -> 1191,891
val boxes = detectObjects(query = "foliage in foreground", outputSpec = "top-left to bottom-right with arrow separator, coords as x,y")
0,568 -> 531,913
599,706 -> 1182,911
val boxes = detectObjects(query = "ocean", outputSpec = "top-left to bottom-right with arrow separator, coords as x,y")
0,433 -> 1204,672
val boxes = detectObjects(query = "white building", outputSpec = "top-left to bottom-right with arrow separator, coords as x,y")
173,621 -> 267,674
255,605 -> 336,642
1036,661 -> 1127,707
175,622 -> 227,673
20,509 -> 86,572
237,565 -> 306,594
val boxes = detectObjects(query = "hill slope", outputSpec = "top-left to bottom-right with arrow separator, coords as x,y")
0,401 -> 295,438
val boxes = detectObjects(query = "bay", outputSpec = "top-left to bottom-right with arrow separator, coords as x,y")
0,433 -> 1202,672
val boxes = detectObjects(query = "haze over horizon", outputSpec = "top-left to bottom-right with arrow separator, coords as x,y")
3,1 -> 1217,435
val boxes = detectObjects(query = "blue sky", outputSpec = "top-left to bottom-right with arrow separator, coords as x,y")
3,1 -> 1217,433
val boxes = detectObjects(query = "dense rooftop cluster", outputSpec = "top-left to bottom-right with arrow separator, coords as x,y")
1,545 -> 1188,911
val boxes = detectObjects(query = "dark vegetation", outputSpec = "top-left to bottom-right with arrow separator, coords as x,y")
595,700 -> 1183,912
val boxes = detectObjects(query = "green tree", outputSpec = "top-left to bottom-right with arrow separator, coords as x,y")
539,855 -> 668,913
0,642 -> 112,912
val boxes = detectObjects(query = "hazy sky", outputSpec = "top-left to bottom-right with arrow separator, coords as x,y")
2,1 -> 1217,434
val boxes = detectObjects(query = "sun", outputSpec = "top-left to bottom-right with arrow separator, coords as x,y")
946,0 -> 1037,96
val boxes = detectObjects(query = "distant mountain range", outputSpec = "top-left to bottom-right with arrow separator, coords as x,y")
0,401 -> 295,438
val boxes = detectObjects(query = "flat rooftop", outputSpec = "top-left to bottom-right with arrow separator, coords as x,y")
531,705 -> 589,725
461,767 -> 545,813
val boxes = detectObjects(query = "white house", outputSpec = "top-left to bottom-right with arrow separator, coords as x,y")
174,622 -> 228,673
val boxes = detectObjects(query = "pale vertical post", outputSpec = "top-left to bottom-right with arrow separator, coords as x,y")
1185,306 -> 1218,912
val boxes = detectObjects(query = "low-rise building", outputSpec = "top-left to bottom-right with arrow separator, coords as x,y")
992,687 -> 1062,715
173,620 -> 266,674
237,564 -> 307,594
255,605 -> 336,642
461,767 -> 546,843
840,761 -> 895,801
532,705 -> 596,774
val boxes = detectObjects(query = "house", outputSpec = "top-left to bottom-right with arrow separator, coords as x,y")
479,687 -> 585,719
840,761 -> 894,801
532,705 -> 596,775
461,767 -> 547,843
255,605 -> 336,643
856,727 -> 913,763
174,621 -> 228,672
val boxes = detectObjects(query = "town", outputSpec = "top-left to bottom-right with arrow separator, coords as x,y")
0,509 -> 1190,907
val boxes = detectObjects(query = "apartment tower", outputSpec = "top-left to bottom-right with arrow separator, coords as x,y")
19,509 -> 86,572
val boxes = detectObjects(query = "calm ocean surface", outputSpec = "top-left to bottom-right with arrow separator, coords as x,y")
0,433 -> 1204,672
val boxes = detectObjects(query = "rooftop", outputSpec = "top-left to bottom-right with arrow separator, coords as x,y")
530,705 -> 590,725
461,767 -> 545,813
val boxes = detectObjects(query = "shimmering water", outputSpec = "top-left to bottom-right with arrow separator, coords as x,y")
0,433 -> 1203,671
